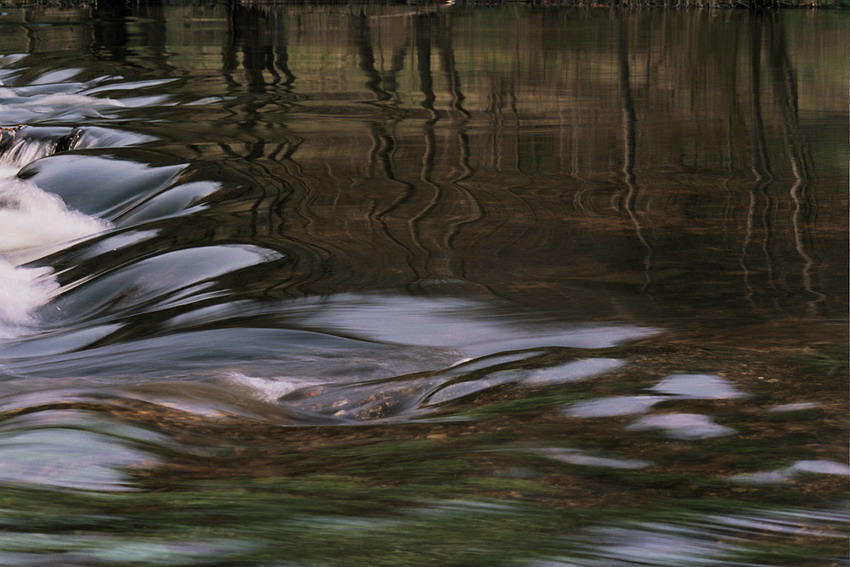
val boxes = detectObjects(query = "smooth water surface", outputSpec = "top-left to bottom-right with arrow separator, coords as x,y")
0,4 -> 847,566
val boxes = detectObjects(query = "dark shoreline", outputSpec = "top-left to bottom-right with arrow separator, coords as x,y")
0,0 -> 846,10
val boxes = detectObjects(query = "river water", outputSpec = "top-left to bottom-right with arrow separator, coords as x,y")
0,3 -> 846,566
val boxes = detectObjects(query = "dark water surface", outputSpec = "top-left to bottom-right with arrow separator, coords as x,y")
0,3 -> 847,566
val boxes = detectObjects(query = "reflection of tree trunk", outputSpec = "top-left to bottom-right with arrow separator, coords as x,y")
226,6 -> 268,130
92,1 -> 128,61
355,10 -> 391,102
222,5 -> 300,134
437,13 -> 470,120
351,14 -> 422,285
763,13 -> 821,305
409,13 -> 444,287
416,15 -> 437,120
242,39 -> 276,91
356,11 -> 396,180
222,3 -> 241,90
436,12 -> 484,287
746,14 -> 790,304
378,44 -> 407,99
140,2 -> 170,74
229,5 -> 275,91
748,20 -> 772,183
618,16 -> 653,292
274,19 -> 296,91
741,17 -> 770,304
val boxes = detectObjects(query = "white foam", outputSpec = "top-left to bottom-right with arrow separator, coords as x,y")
0,169 -> 111,340
0,174 -> 111,263
0,259 -> 59,340
223,372 -> 322,403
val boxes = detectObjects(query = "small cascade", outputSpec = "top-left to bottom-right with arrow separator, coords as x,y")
0,124 -> 112,341
0,125 -> 81,169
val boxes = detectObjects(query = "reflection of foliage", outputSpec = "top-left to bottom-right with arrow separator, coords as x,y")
0,441 -> 846,566
795,346 -> 848,378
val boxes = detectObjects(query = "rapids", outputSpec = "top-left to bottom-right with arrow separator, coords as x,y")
0,5 -> 846,566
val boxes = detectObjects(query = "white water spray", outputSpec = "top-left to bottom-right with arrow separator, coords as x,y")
0,148 -> 110,340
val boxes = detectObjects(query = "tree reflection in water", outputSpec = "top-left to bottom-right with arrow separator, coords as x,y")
0,3 -> 846,566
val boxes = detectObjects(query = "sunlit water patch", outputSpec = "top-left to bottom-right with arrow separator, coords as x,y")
0,410 -> 159,492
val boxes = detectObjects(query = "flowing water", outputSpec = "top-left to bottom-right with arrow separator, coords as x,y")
0,3 -> 846,566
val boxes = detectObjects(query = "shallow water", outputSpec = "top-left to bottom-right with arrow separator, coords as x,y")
0,4 -> 847,566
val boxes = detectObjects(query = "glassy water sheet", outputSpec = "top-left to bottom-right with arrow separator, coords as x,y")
0,4 -> 847,567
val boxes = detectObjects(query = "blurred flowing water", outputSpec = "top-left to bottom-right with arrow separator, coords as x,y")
0,3 -> 846,566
